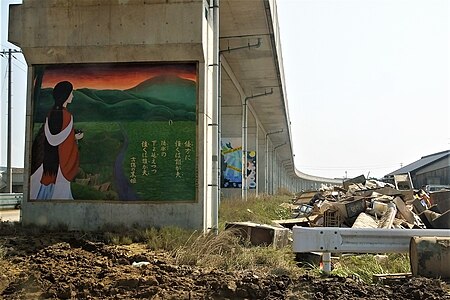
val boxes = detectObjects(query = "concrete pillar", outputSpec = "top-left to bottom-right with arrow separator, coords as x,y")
257,124 -> 266,194
246,111 -> 257,197
10,0 -> 214,231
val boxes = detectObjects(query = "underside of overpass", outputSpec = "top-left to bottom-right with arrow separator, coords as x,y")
219,0 -> 341,196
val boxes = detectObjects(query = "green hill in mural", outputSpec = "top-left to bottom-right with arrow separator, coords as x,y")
79,88 -> 134,104
127,75 -> 196,111
33,75 -> 196,123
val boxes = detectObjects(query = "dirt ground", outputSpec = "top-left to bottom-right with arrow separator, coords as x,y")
0,222 -> 449,300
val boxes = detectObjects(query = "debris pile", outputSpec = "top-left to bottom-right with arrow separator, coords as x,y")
223,174 -> 449,280
283,174 -> 450,230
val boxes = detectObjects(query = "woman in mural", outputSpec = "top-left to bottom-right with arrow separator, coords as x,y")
30,81 -> 84,200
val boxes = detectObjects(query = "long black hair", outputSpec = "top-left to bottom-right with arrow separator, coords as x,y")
42,81 -> 73,177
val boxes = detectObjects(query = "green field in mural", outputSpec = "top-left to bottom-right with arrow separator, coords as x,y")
29,63 -> 197,202
123,121 -> 196,201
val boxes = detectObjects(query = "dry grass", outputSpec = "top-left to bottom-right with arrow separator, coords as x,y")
97,195 -> 297,276
173,229 -> 243,266
218,194 -> 293,228
173,229 -> 301,276
15,194 -> 410,283
101,225 -> 200,250
0,244 -> 5,260
276,187 -> 294,196
144,226 -> 201,251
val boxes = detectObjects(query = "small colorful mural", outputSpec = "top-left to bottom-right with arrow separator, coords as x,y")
246,151 -> 257,189
221,138 -> 242,188
29,63 -> 197,202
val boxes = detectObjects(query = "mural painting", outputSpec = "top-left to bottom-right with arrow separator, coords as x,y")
221,138 -> 242,188
246,151 -> 257,189
29,63 -> 197,202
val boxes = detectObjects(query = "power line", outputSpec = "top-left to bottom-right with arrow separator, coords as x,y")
0,48 -> 22,193
0,49 -> 22,56
12,61 -> 26,72
1,67 -> 7,93
11,54 -> 27,67
0,49 -> 24,73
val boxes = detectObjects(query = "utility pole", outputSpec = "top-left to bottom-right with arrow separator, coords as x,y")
1,48 -> 22,193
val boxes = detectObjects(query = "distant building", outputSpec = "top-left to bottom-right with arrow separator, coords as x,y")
0,167 -> 24,193
386,150 -> 450,189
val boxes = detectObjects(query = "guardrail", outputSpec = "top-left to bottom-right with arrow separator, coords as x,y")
0,193 -> 23,209
293,226 -> 450,272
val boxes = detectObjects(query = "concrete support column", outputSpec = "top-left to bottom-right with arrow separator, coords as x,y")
10,0 -> 210,231
257,125 -> 266,195
245,111 -> 257,198
209,0 -> 220,233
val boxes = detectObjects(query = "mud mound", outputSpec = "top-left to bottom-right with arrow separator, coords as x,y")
1,224 -> 449,299
288,275 -> 449,300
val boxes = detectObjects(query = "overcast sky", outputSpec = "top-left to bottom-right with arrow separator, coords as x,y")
1,0 -> 449,181
277,0 -> 449,179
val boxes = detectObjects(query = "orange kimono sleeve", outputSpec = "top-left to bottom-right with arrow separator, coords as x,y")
58,109 -> 80,181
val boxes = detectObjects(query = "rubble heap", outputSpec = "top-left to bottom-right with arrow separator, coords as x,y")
285,175 -> 449,230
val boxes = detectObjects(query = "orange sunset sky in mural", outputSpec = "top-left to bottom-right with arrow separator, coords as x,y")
41,63 -> 197,90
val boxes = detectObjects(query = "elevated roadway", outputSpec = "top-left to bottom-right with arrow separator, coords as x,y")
219,0 -> 341,195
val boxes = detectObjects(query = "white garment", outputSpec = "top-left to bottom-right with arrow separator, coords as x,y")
44,116 -> 73,146
30,165 -> 73,200
29,165 -> 44,200
30,116 -> 75,200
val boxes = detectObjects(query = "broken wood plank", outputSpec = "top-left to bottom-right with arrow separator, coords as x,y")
352,213 -> 378,228
373,273 -> 412,284
393,196 -> 415,224
378,203 -> 397,228
272,217 -> 310,229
